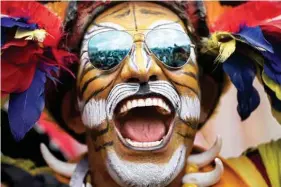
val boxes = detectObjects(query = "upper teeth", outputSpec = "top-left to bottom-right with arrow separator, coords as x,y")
120,98 -> 171,114
125,138 -> 163,147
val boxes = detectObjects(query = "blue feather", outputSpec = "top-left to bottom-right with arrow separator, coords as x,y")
1,28 -> 7,47
264,85 -> 281,112
8,69 -> 46,141
235,26 -> 273,53
38,63 -> 61,84
1,17 -> 37,30
262,44 -> 281,85
223,53 -> 260,120
1,17 -> 37,47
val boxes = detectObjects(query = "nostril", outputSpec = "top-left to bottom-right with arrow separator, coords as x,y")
127,78 -> 140,83
149,75 -> 158,81
126,75 -> 158,83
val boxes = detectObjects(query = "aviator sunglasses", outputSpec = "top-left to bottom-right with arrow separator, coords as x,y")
87,28 -> 195,71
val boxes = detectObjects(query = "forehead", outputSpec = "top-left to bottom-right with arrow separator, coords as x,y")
88,2 -> 186,33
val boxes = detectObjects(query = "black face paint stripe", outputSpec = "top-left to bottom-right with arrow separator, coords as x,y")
81,59 -> 90,71
115,9 -> 131,18
100,5 -> 129,19
80,51 -> 87,58
140,9 -> 166,15
183,72 -> 198,80
81,71 -> 113,97
84,80 -> 114,105
172,80 -> 200,97
91,123 -> 109,141
177,132 -> 194,139
95,141 -> 114,152
179,119 -> 198,130
80,66 -> 95,82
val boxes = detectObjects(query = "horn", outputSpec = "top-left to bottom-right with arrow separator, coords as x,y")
40,143 -> 76,177
182,158 -> 224,187
82,183 -> 92,187
187,135 -> 222,167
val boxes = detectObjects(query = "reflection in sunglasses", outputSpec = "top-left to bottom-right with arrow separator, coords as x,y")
87,29 -> 194,71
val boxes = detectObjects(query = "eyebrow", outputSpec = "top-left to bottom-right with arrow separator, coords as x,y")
115,9 -> 131,18
140,9 -> 166,15
99,5 -> 129,19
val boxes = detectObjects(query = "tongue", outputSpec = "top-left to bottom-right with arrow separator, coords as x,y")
121,117 -> 166,142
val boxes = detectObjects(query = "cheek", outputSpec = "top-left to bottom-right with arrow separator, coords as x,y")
162,63 -> 200,97
173,119 -> 197,143
78,67 -> 119,102
87,121 -> 116,155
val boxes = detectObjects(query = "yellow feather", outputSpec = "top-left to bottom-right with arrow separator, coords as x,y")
201,33 -> 220,55
202,32 -> 236,63
272,109 -> 281,124
262,72 -> 281,100
215,39 -> 236,63
15,28 -> 47,43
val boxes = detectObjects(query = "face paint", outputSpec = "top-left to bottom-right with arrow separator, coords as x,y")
83,27 -> 194,73
78,2 -> 200,186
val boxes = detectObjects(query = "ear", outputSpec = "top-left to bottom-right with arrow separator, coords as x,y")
45,64 -> 86,143
197,57 -> 226,128
61,88 -> 86,134
199,74 -> 220,124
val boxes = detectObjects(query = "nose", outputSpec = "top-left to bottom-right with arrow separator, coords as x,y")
120,33 -> 161,83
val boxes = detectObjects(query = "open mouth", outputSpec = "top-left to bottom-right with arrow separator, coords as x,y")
114,95 -> 176,151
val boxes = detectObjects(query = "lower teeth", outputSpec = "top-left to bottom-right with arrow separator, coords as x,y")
125,138 -> 163,147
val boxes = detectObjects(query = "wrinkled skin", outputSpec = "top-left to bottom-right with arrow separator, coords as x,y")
77,2 -> 200,186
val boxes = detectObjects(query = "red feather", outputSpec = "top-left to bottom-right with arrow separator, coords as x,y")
261,19 -> 281,42
1,1 -> 63,47
210,1 -> 281,33
1,61 -> 37,95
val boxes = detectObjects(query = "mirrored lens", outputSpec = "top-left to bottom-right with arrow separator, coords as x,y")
88,31 -> 133,70
146,29 -> 192,68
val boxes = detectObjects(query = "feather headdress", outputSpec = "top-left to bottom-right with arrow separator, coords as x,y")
1,1 -> 78,140
203,1 -> 281,123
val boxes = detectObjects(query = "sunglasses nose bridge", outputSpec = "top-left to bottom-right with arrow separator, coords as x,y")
133,33 -> 145,43
124,38 -> 154,82
131,42 -> 150,73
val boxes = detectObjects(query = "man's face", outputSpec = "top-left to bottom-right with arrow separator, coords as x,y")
78,2 -> 200,186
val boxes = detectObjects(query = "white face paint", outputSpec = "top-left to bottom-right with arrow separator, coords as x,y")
81,99 -> 107,128
180,96 -> 201,121
79,80 -> 200,128
106,145 -> 186,187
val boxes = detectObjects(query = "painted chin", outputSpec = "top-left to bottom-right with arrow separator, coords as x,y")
106,144 -> 187,187
113,94 -> 176,152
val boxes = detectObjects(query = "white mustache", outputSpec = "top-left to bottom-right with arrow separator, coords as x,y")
148,80 -> 181,112
106,81 -> 181,120
106,83 -> 140,120
82,80 -> 200,128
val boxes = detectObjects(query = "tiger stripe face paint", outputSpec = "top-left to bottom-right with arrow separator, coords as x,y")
78,2 -> 200,186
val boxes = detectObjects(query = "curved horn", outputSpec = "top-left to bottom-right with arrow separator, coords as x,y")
182,158 -> 224,187
187,135 -> 222,168
40,143 -> 76,177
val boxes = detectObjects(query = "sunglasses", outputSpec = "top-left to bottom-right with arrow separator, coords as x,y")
87,28 -> 195,71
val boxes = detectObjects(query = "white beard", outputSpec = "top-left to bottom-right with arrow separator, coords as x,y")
106,145 -> 186,187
